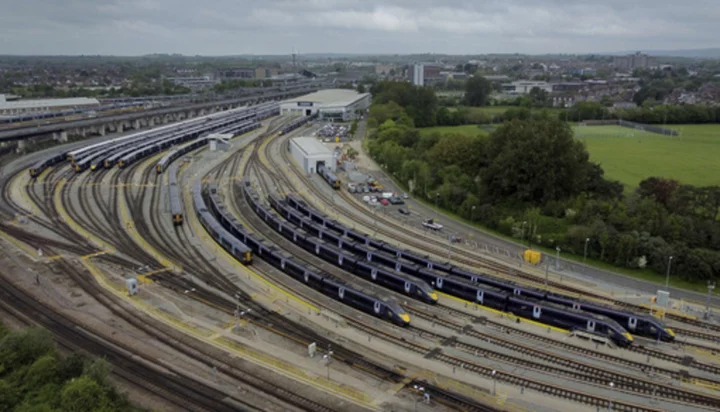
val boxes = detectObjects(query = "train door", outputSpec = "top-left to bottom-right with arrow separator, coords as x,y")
572,303 -> 581,310
373,301 -> 381,315
306,109 -> 312,116
628,317 -> 637,331
404,281 -> 411,294
476,290 -> 484,304
338,287 -> 345,300
436,278 -> 444,290
587,320 -> 596,333
532,305 -> 542,319
371,269 -> 378,280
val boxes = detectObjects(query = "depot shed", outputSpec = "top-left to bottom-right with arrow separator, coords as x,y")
289,137 -> 335,175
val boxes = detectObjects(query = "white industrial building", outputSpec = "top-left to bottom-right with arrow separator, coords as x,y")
280,89 -> 370,121
289,137 -> 335,175
500,81 -> 553,95
0,94 -> 100,115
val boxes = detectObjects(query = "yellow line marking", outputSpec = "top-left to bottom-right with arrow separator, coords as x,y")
0,230 -> 44,260
81,256 -> 372,409
181,178 -> 320,313
54,179 -> 118,254
436,291 -> 569,334
117,187 -> 181,272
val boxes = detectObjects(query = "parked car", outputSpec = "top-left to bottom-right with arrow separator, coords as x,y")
379,198 -> 389,206
398,207 -> 410,215
402,192 -> 409,199
389,196 -> 404,205
362,195 -> 370,203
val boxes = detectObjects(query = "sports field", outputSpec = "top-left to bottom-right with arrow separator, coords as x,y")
574,124 -> 720,188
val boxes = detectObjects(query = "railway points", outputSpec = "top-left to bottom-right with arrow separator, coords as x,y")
4,95 -> 720,412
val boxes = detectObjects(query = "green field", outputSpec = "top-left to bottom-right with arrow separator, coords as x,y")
575,124 -> 720,188
418,124 -> 490,137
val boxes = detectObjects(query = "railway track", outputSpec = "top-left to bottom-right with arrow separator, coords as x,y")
0,263 -> 258,412
246,129 -> 720,410
264,129 -> 720,344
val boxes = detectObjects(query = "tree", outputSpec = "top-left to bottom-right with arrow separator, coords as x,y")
464,74 -> 492,107
481,118 -> 594,204
356,83 -> 366,93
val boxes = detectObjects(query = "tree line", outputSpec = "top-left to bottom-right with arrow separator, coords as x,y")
0,325 -> 140,411
367,81 -> 720,283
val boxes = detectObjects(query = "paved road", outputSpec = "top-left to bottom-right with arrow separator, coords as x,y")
353,129 -> 720,309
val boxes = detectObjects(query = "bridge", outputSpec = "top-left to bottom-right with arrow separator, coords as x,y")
1,85 -> 328,152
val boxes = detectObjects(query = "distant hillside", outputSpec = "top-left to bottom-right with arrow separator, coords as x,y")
603,48 -> 720,59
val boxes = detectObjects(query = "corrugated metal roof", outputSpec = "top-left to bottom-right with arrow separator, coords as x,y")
291,137 -> 332,157
283,89 -> 369,108
0,97 -> 99,110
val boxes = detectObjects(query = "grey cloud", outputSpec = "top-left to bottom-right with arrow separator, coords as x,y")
0,0 -> 717,55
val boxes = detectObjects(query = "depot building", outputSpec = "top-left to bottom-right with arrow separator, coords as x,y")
280,89 -> 370,121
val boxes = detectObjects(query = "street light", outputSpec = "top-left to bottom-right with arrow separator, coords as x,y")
608,382 -> 615,411
435,193 -> 440,218
705,281 -> 715,320
491,370 -> 497,396
520,221 -> 527,246
583,238 -> 590,263
665,256 -> 673,290
555,246 -> 561,270
471,205 -> 476,222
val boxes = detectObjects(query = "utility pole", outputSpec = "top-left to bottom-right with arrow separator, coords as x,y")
520,221 -> 527,247
706,282 -> 716,320
584,238 -> 590,263
665,256 -> 673,290
555,246 -> 561,270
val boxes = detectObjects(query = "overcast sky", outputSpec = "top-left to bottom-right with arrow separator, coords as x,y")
1,0 -> 718,55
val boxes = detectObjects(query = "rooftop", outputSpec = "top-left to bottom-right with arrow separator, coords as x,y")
283,89 -> 369,108
0,95 -> 99,110
291,137 -> 332,157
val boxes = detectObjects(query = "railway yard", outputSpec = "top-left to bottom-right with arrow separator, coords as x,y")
3,98 -> 720,412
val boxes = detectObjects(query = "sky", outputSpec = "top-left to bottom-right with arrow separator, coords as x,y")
1,0 -> 718,56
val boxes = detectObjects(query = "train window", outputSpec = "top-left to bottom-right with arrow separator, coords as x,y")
436,278 -> 444,289
587,320 -> 596,332
532,306 -> 541,319
371,269 -> 377,280
404,281 -> 411,293
628,317 -> 637,330
374,301 -> 381,314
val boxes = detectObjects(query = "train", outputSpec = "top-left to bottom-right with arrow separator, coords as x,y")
260,193 -> 437,304
317,162 -> 340,189
29,150 -> 66,178
205,180 -> 410,326
269,192 -> 633,346
168,163 -> 183,225
156,137 -> 209,174
192,180 -> 253,264
278,113 -> 318,135
284,194 -> 675,343
28,102 -> 278,179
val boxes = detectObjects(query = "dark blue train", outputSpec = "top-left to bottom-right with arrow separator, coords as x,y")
228,181 -> 410,326
317,162 -> 340,189
284,194 -> 673,344
261,193 -> 437,304
192,180 -> 252,264
278,113 -> 318,135
269,193 -> 633,346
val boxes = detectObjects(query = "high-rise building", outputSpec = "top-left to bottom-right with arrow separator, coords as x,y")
412,64 -> 424,86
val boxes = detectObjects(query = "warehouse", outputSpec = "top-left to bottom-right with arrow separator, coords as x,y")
280,89 -> 370,121
289,137 -> 336,175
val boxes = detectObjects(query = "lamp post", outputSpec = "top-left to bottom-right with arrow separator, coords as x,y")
555,246 -> 561,270
584,238 -> 590,263
435,193 -> 440,218
234,293 -> 240,317
491,370 -> 497,396
608,382 -> 615,410
471,205 -> 476,223
520,221 -> 527,247
705,281 -> 716,320
665,256 -> 673,290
